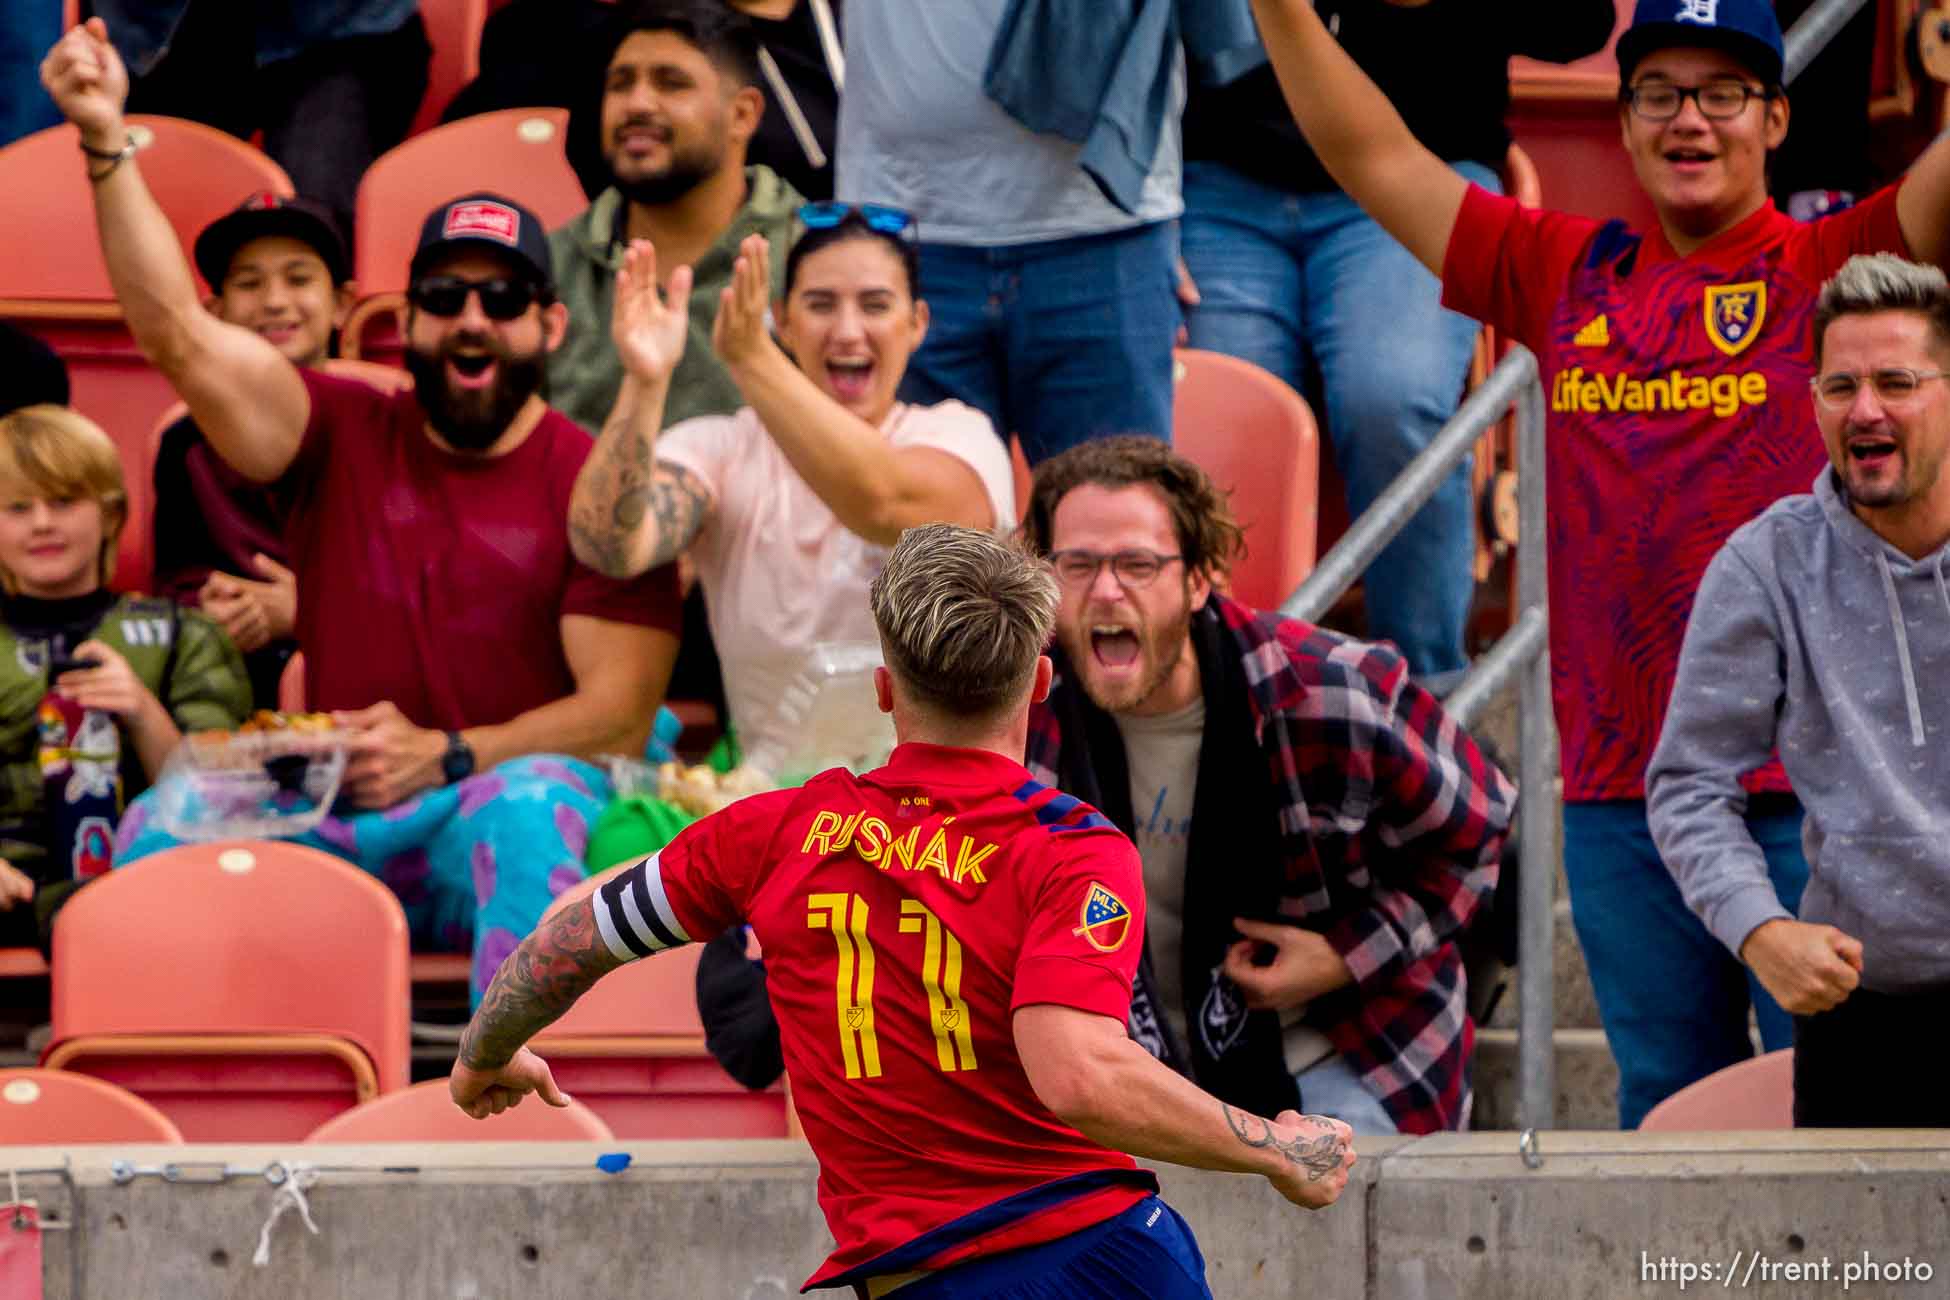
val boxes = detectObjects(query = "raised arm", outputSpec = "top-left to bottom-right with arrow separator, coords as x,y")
713,236 -> 996,544
39,21 -> 309,483
1014,1004 -> 1354,1210
1246,0 -> 1469,274
1896,133 -> 1950,270
568,241 -> 719,577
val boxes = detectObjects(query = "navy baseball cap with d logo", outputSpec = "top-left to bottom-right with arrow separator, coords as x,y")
1616,0 -> 1785,88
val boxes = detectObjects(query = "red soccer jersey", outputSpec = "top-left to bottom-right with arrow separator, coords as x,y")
1442,184 -> 1909,801
589,743 -> 1156,1291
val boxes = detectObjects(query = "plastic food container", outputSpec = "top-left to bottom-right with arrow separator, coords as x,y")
151,727 -> 350,842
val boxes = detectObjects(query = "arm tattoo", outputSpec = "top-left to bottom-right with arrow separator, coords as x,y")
457,903 -> 626,1071
569,419 -> 711,576
1223,1104 -> 1346,1182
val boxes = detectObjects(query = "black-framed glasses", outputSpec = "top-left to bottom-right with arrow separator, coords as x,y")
1619,80 -> 1774,121
408,276 -> 543,321
1048,549 -> 1184,589
799,201 -> 916,241
1810,367 -> 1950,409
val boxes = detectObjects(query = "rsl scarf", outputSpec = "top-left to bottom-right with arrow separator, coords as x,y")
1046,604 -> 1303,1119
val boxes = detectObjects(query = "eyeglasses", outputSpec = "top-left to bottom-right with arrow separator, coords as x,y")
1619,81 -> 1774,121
408,276 -> 544,321
799,202 -> 916,241
1048,549 -> 1184,589
1810,367 -> 1950,409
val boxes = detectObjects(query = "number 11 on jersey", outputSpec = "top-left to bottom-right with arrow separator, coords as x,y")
807,892 -> 980,1080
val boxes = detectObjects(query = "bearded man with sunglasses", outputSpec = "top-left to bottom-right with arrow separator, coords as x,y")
1650,254 -> 1950,1128
45,20 -> 684,1010
1018,437 -> 1514,1136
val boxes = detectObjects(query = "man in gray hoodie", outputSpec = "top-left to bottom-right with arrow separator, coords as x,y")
1648,252 -> 1950,1128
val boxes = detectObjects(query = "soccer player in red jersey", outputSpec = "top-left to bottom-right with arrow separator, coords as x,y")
1246,0 -> 1950,1128
450,523 -> 1356,1296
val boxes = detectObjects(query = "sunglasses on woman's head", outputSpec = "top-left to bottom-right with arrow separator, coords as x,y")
799,202 -> 916,240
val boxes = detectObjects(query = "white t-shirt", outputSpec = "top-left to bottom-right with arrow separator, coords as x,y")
655,401 -> 1014,771
1117,695 -> 1334,1077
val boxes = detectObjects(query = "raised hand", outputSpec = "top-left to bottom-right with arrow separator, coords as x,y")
610,239 -> 693,386
711,233 -> 780,371
39,18 -> 130,147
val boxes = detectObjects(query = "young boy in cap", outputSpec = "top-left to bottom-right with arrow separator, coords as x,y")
1243,0 -> 1950,1125
153,192 -> 352,707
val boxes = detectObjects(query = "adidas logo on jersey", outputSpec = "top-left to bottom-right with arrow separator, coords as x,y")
1573,315 -> 1611,348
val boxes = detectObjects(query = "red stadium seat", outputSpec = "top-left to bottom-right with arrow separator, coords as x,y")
1639,1050 -> 1795,1131
0,949 -> 48,979
305,1078 -> 613,1142
0,116 -> 293,594
1009,353 -> 1321,610
411,0 -> 492,137
0,1068 -> 184,1144
345,108 -> 582,362
1172,350 -> 1322,610
532,943 -> 796,1139
42,841 -> 411,1141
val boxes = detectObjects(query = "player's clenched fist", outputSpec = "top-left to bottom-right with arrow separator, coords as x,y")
40,19 -> 130,146
1224,1104 -> 1357,1209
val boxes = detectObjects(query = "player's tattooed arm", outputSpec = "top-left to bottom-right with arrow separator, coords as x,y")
1222,1103 -> 1349,1182
457,902 -> 627,1071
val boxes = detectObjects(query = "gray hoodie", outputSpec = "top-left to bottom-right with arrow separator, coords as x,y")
1647,469 -> 1950,994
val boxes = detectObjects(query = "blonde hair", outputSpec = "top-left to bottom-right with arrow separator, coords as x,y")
869,523 -> 1058,721
0,405 -> 128,593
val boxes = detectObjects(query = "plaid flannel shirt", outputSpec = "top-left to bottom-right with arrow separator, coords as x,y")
1024,596 -> 1515,1132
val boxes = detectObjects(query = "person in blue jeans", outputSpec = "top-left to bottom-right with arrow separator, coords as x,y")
836,0 -> 1190,465
1180,0 -> 1614,681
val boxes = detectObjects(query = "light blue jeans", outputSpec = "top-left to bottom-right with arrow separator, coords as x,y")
1296,1053 -> 1399,1135
1181,160 -> 1497,679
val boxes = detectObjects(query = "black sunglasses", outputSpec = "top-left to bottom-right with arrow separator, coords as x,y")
408,275 -> 545,321
799,202 -> 916,241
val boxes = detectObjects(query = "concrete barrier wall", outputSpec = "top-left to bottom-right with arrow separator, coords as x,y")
8,1133 -> 1949,1298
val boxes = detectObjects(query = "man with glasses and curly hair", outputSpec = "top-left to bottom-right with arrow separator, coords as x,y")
452,522 -> 1356,1298
1019,436 -> 1514,1135
1650,254 -> 1950,1127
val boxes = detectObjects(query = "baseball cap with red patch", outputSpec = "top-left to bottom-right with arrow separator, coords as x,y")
194,192 -> 351,290
410,192 -> 555,293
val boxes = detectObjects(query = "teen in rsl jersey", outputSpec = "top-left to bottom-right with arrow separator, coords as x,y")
1246,0 -> 1950,1129
450,524 -> 1356,1297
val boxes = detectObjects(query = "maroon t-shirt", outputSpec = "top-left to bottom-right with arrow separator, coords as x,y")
282,370 -> 680,730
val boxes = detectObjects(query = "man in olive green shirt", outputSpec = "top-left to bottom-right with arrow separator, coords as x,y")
548,0 -> 802,434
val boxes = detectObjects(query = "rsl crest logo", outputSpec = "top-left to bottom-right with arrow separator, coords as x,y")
1705,281 -> 1766,356
1073,883 -> 1132,953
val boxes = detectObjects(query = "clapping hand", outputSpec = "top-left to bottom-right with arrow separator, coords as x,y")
711,233 -> 779,372
610,239 -> 692,386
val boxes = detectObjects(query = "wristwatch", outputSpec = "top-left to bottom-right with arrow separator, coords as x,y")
441,731 -> 477,784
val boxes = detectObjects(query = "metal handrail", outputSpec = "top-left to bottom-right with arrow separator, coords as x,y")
1280,344 -> 1559,1131
1783,0 -> 1875,87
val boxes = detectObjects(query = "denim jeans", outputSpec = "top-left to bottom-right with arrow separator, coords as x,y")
1561,797 -> 1810,1129
1180,160 -> 1495,678
897,221 -> 1180,465
1296,1053 -> 1400,1135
